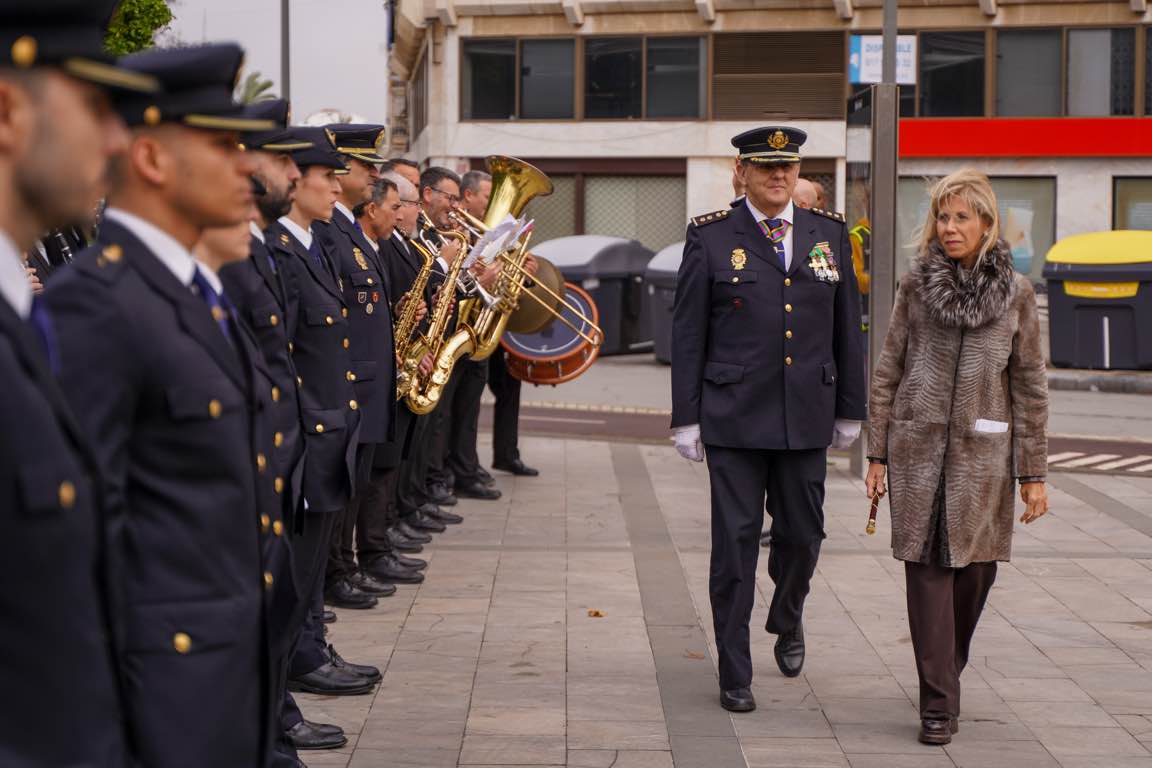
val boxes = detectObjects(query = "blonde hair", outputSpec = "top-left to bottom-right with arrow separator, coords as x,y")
915,168 -> 1000,266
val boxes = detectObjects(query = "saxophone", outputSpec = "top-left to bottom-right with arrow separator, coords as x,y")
392,236 -> 436,402
402,222 -> 471,415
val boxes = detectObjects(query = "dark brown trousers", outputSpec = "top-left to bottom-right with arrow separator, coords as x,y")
905,560 -> 998,719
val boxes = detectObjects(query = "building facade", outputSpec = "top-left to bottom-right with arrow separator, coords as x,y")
387,0 -> 1152,277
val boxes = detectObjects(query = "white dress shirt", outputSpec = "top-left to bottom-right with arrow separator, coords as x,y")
249,221 -> 266,244
0,229 -> 32,319
333,201 -> 355,226
277,216 -> 313,250
104,208 -> 225,294
744,198 -> 795,271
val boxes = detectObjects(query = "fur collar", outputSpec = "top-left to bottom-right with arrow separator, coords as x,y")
913,239 -> 1016,329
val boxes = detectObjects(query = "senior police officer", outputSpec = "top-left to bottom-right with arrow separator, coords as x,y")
671,127 -> 866,712
0,3 -> 157,764
43,43 -> 293,765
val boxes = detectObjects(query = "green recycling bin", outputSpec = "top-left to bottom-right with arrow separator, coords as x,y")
1043,231 -> 1152,370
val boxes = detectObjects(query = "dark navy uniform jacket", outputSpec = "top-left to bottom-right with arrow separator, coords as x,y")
219,233 -> 306,530
671,202 -> 866,450
315,208 -> 396,446
266,218 -> 360,513
0,278 -> 128,767
43,216 -> 295,767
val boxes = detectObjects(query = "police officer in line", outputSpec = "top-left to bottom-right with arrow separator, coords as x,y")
0,3 -> 158,764
319,124 -> 429,597
216,101 -> 354,759
43,42 -> 293,765
671,127 -> 866,713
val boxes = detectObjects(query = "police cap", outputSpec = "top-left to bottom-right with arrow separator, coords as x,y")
732,126 -> 807,165
1,0 -> 158,93
326,123 -> 386,164
241,99 -> 312,152
115,42 -> 275,131
288,127 -> 349,175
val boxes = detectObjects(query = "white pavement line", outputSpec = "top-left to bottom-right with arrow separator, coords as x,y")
1129,462 -> 1152,473
1052,454 -> 1122,468
1095,455 -> 1152,471
1048,451 -> 1086,464
521,414 -> 608,425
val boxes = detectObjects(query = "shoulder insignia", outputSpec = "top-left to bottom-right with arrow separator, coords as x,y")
279,233 -> 290,244
691,209 -> 731,227
75,242 -> 127,284
809,207 -> 845,223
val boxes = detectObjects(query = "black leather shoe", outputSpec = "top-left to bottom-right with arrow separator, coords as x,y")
320,610 -> 337,624
455,480 -> 502,500
287,662 -> 374,695
477,466 -> 496,486
392,552 -> 427,570
919,717 -> 953,745
364,555 -> 425,584
328,644 -> 381,682
424,504 -> 463,525
350,570 -> 398,596
286,719 -> 348,750
774,623 -> 805,678
493,458 -> 539,477
384,525 -> 424,553
324,578 -> 378,610
395,520 -> 432,543
408,510 -> 446,533
427,483 -> 458,507
720,687 -> 756,712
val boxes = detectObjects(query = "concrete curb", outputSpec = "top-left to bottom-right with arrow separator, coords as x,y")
1047,369 -> 1152,395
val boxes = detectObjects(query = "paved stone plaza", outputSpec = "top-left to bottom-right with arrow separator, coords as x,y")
297,430 -> 1152,768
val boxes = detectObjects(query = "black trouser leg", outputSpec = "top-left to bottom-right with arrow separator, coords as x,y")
425,372 -> 460,489
288,509 -> 339,677
446,359 -> 486,485
762,448 -> 827,634
489,349 -> 521,466
328,443 -> 375,586
357,466 -> 400,565
397,414 -> 431,517
906,560 -> 997,718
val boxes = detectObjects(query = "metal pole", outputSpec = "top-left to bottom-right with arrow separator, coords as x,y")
280,0 -> 291,101
882,0 -> 897,85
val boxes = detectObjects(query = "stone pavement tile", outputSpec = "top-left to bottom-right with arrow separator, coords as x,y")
805,673 -> 909,700
457,733 -> 566,764
847,755 -> 956,767
1007,700 -> 1119,728
1013,618 -> 1115,650
465,705 -> 566,736
1065,664 -> 1152,710
820,697 -> 918,727
972,651 -> 1069,680
1041,646 -> 1134,666
1057,759 -> 1152,768
830,722 -> 938,754
346,746 -> 459,767
1029,726 -> 1151,758
352,715 -> 466,750
1090,621 -> 1152,656
299,753 -> 351,767
944,740 -> 1060,768
730,705 -> 834,739
1040,577 -> 1152,623
740,736 -> 850,768
567,750 -> 675,768
566,674 -> 664,721
566,720 -> 670,751
294,692 -> 377,735
988,677 -> 1095,702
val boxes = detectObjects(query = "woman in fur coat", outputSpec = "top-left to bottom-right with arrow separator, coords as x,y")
864,169 -> 1049,746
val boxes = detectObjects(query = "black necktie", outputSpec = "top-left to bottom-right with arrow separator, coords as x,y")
28,295 -> 60,375
190,269 -> 236,348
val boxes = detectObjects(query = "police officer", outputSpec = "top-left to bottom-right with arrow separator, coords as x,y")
43,42 -> 292,765
670,127 -> 866,713
0,3 -> 157,764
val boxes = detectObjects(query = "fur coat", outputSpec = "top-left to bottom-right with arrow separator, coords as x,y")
868,240 -> 1048,566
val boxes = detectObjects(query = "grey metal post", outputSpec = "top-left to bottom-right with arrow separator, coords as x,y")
280,0 -> 290,100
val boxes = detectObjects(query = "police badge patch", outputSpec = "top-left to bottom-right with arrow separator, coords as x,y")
353,248 -> 369,271
357,291 -> 368,304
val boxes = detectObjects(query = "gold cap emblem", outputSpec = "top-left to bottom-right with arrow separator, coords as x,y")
11,36 -> 37,68
768,130 -> 789,150
143,105 -> 162,126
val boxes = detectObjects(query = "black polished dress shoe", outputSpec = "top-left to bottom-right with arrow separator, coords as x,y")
364,555 -> 425,584
384,525 -> 424,553
287,662 -> 374,695
918,717 -> 953,745
427,482 -> 458,507
424,504 -> 463,525
477,466 -> 496,486
395,519 -> 433,543
720,687 -> 756,712
286,719 -> 348,750
493,458 -> 539,477
350,570 -> 398,596
392,551 -> 427,570
407,509 -> 446,533
324,578 -> 378,609
321,609 -> 337,624
455,480 -> 502,500
328,644 -> 381,682
774,623 -> 805,677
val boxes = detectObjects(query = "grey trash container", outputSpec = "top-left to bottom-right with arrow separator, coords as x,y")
645,241 -> 685,364
532,235 -> 655,356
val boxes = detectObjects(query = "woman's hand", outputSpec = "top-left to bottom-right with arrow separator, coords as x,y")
865,463 -> 887,499
1020,482 -> 1049,524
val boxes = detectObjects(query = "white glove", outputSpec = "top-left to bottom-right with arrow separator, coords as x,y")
673,424 -> 704,462
831,419 -> 862,451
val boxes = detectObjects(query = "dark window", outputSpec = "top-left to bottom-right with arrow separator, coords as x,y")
997,29 -> 1061,116
411,53 -> 428,138
461,39 -> 515,120
712,32 -> 846,120
645,37 -> 704,118
520,39 -> 575,119
918,32 -> 985,117
1068,29 -> 1134,116
585,38 -> 642,118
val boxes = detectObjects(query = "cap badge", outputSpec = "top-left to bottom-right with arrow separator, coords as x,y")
731,248 -> 747,271
143,106 -> 162,126
11,36 -> 37,68
768,130 -> 789,150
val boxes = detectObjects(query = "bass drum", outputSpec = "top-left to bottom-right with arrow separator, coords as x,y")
501,283 -> 600,385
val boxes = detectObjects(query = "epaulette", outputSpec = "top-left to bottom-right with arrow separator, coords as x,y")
809,207 -> 845,223
691,209 -> 731,227
76,243 -> 127,284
